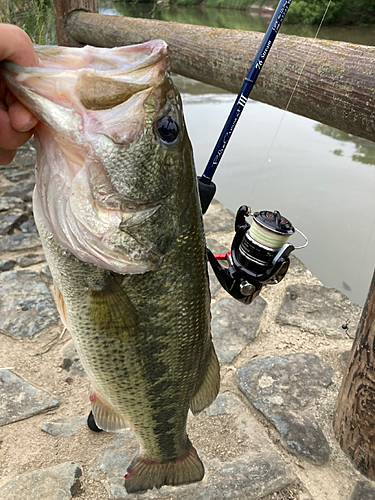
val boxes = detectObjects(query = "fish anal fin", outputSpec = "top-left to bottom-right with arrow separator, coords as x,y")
90,390 -> 128,432
125,439 -> 204,493
190,343 -> 220,415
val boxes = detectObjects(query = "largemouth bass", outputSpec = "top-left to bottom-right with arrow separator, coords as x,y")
1,41 -> 220,493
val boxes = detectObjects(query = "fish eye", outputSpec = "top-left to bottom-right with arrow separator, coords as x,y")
156,117 -> 179,144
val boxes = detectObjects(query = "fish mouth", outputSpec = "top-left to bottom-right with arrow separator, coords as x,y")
1,41 -> 174,274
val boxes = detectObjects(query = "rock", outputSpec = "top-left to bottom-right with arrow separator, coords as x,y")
0,219 -> 15,236
204,392 -> 268,421
211,295 -> 266,364
0,259 -> 15,272
0,370 -> 60,426
0,196 -> 25,212
95,430 -> 136,482
208,265 -> 221,298
4,169 -> 35,183
0,140 -> 36,170
276,284 -> 362,338
60,340 -> 86,378
20,217 -> 38,233
340,350 -> 351,371
288,254 -> 310,275
203,199 -> 235,233
237,353 -> 333,465
40,264 -> 53,284
3,181 -> 35,201
0,233 -> 41,252
0,462 -> 82,500
89,392 -> 293,499
16,253 -> 46,268
0,209 -> 28,235
0,270 -> 59,339
350,481 -> 375,500
206,237 -> 230,297
41,416 -> 87,437
206,237 -> 229,255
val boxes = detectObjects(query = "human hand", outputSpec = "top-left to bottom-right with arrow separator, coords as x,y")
0,24 -> 40,165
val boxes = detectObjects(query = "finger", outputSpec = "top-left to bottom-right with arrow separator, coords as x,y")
0,79 -> 7,101
5,90 -> 17,107
0,148 -> 17,166
0,25 -> 39,67
8,100 -> 38,132
0,109 -> 33,150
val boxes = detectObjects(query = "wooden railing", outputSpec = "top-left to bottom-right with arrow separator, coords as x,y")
53,0 -> 375,143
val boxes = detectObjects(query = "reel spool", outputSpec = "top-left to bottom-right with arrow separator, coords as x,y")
207,205 -> 308,304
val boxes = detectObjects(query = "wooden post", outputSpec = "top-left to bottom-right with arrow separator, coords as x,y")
334,270 -> 375,479
52,0 -> 98,46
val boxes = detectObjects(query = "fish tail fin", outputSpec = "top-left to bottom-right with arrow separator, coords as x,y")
124,439 -> 204,493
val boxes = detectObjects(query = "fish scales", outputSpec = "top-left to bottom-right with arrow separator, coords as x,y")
1,40 -> 220,493
38,208 -> 209,460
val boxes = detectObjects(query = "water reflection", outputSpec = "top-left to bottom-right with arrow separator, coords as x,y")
102,1 -> 270,31
315,124 -> 375,165
100,1 -> 375,46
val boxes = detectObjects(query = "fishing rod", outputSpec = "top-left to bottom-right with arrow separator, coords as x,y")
199,0 -> 309,305
198,0 -> 292,214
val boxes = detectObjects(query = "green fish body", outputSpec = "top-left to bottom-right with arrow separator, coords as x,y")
1,41 -> 219,493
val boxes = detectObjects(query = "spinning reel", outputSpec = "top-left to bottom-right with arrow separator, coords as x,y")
207,205 -> 308,304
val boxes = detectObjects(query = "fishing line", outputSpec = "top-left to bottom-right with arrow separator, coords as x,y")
202,0 -> 337,306
248,0 -> 332,200
249,220 -> 290,248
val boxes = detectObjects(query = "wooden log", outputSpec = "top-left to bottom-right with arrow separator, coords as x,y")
334,270 -> 375,479
52,0 -> 98,46
64,12 -> 375,143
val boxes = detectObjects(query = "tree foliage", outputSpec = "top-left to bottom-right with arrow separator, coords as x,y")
0,0 -> 55,44
285,0 -> 375,25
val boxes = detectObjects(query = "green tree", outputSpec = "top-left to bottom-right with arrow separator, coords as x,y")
285,0 -> 375,25
0,0 -> 56,44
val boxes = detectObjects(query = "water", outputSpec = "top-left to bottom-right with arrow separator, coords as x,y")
100,2 -> 375,306
99,1 -> 375,46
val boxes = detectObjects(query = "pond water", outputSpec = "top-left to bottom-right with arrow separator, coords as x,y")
99,1 -> 375,306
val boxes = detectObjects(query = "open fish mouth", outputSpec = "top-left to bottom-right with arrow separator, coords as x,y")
1,41 -> 187,274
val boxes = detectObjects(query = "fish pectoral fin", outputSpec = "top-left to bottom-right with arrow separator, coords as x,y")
190,343 -> 220,415
88,276 -> 138,340
53,282 -> 71,332
90,391 -> 129,432
119,205 -> 161,229
125,439 -> 204,493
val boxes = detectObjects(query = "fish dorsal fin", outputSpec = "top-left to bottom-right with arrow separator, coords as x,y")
90,390 -> 129,432
190,343 -> 220,415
